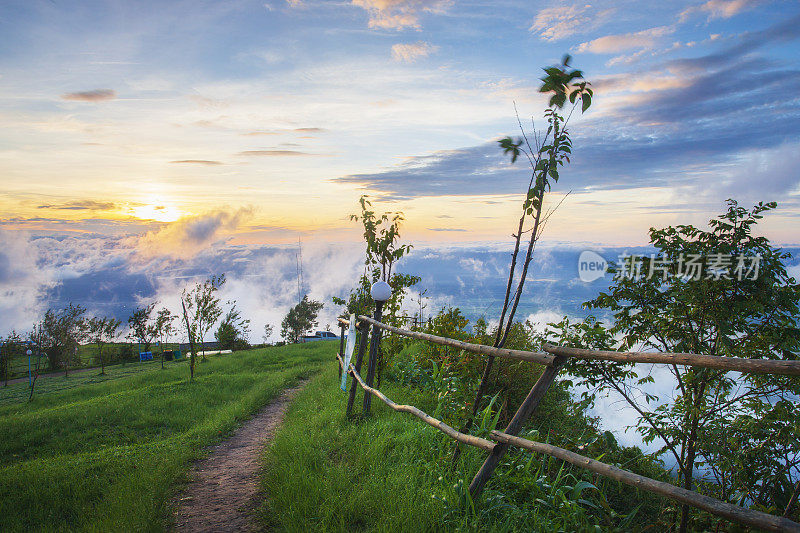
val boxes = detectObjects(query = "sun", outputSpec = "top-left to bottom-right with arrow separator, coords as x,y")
132,202 -> 182,222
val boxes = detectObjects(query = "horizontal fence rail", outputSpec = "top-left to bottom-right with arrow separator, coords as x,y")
543,343 -> 800,377
354,316 -> 556,366
346,316 -> 800,376
337,315 -> 800,532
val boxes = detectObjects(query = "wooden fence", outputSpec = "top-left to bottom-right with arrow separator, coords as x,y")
335,314 -> 800,533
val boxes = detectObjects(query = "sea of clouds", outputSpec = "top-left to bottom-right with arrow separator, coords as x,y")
2,220 -> 798,467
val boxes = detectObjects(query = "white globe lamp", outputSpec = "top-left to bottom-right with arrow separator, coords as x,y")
370,280 -> 392,302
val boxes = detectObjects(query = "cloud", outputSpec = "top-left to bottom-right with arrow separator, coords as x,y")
459,257 -> 488,277
0,231 -> 60,331
61,89 -> 117,102
391,41 -> 438,62
169,159 -> 223,165
242,131 -> 280,136
526,310 -> 565,328
530,4 -> 613,41
427,227 -> 466,232
705,142 -> 800,201
335,16 -> 800,201
36,200 -> 116,211
577,26 -> 674,54
662,12 -> 800,74
242,128 -> 325,136
679,0 -> 762,22
351,0 -> 447,30
237,150 -> 322,156
135,209 -> 253,258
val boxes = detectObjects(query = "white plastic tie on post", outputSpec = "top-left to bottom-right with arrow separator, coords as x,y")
340,313 -> 357,391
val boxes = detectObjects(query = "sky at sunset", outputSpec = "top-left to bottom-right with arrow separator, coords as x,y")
2,0 -> 800,337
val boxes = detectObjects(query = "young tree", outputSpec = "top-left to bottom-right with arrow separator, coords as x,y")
0,338 -> 7,387
463,54 -> 593,437
153,307 -> 177,369
86,316 -> 121,375
281,295 -> 323,343
0,331 -> 24,386
338,196 -> 418,385
215,302 -> 251,351
262,323 -> 274,344
127,303 -> 157,354
27,323 -> 47,400
558,200 -> 800,531
350,195 -> 412,283
40,303 -> 87,376
182,274 -> 225,361
181,299 -> 199,381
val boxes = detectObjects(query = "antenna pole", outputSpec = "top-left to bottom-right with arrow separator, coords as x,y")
296,235 -> 304,303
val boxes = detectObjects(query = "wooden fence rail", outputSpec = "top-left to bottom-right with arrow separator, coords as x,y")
336,315 -> 800,533
490,431 -> 799,533
339,353 -> 495,451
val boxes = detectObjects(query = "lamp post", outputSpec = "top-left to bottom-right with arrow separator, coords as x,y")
26,349 -> 32,387
363,280 -> 392,415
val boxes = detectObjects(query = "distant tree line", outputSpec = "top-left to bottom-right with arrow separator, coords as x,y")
1,270 -> 330,394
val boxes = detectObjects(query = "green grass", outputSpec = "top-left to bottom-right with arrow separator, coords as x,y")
260,362 -> 459,532
0,358 -> 185,406
0,342 -> 332,532
260,360 -> 667,532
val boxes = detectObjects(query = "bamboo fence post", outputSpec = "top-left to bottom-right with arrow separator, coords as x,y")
363,301 -> 385,415
346,322 -> 369,417
469,356 -> 568,497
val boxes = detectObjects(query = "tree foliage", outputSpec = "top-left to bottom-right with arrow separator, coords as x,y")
153,307 -> 177,368
551,200 -> 800,529
182,274 -> 226,361
350,195 -> 412,282
127,302 -> 157,353
0,331 -> 25,386
215,302 -> 251,351
464,54 -> 593,437
281,295 -> 323,344
262,323 -> 274,344
38,303 -> 87,375
338,196 -> 420,385
86,316 -> 121,374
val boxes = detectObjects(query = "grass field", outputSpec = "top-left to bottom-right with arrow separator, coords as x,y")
260,357 -> 666,532
260,362 -> 470,531
0,342 -> 332,532
0,358 -> 184,406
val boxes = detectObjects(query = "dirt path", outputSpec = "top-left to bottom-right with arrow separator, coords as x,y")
173,381 -> 307,532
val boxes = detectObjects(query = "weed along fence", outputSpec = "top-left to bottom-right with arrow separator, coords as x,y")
334,313 -> 800,533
